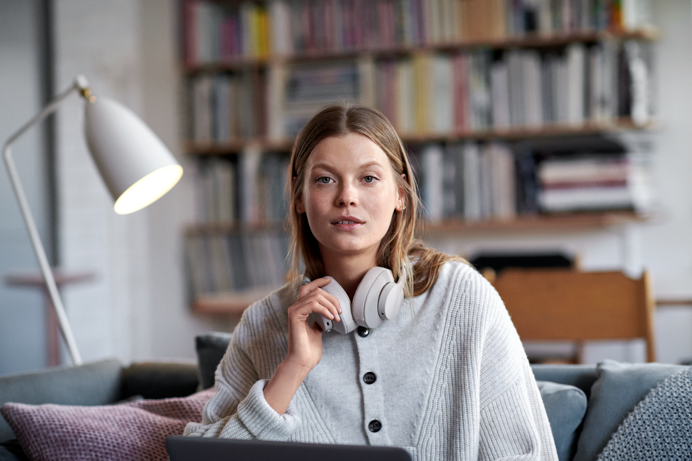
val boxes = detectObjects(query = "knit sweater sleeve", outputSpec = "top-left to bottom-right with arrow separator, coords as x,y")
183,299 -> 300,440
475,278 -> 558,461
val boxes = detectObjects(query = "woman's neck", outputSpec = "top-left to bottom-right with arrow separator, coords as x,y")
321,249 -> 378,300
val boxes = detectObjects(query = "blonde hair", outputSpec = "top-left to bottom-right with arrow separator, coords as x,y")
287,104 -> 467,297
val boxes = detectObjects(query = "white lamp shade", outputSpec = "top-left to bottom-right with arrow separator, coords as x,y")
84,97 -> 183,215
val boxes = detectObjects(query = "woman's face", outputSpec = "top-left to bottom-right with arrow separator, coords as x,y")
296,133 -> 404,264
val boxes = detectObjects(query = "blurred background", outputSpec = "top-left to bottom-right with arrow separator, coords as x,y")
1,0 -> 691,375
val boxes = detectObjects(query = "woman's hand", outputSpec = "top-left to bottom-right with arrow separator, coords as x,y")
285,277 -> 342,372
263,277 -> 341,414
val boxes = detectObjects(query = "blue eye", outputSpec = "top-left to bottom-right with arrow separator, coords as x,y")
316,176 -> 333,184
363,175 -> 377,183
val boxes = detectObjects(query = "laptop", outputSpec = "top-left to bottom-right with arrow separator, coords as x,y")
166,435 -> 413,461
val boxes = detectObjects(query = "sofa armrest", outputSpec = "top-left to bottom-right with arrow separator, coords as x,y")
531,364 -> 598,398
120,362 -> 199,400
0,359 -> 123,443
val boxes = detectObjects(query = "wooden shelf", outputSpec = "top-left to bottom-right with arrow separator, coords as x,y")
186,119 -> 655,156
190,211 -> 652,315
187,211 -> 651,236
420,211 -> 652,235
194,286 -> 279,315
183,29 -> 659,74
185,222 -> 287,236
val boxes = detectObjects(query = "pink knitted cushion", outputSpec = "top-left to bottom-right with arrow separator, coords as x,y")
0,388 -> 214,461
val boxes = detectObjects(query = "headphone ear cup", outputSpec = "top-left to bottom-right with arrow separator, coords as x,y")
378,281 -> 404,320
353,267 -> 394,329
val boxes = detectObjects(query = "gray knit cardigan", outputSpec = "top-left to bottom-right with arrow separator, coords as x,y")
184,261 -> 558,461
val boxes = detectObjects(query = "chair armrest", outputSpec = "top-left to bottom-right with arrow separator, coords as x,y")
120,362 -> 199,400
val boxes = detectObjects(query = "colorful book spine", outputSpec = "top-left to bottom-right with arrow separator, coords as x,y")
183,0 -> 654,64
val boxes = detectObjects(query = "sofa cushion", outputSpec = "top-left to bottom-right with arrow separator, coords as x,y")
0,388 -> 214,461
573,360 -> 687,461
0,359 -> 123,443
536,381 -> 587,461
596,367 -> 692,460
196,332 -> 233,390
531,364 -> 598,398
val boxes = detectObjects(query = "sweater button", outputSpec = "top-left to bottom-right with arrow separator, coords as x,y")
363,372 -> 377,384
368,420 -> 382,432
357,326 -> 370,337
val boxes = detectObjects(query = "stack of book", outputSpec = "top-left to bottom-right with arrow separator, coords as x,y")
189,38 -> 653,143
184,1 -> 270,63
183,0 -> 654,64
537,153 -> 653,212
414,141 -> 520,222
195,157 -> 236,223
283,63 -> 360,137
190,73 -> 264,142
194,152 -> 289,224
372,40 -> 653,136
186,231 -> 290,298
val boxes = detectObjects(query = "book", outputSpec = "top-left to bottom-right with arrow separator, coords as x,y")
537,153 -> 653,212
462,141 -> 482,221
417,143 -> 445,221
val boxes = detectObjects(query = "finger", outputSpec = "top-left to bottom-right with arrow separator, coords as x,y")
298,277 -> 332,299
291,300 -> 338,323
318,292 -> 342,321
303,291 -> 342,321
318,290 -> 342,315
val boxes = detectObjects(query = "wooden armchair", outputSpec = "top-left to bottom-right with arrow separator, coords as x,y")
491,269 -> 656,363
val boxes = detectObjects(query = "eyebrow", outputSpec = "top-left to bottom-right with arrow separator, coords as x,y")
311,161 -> 385,171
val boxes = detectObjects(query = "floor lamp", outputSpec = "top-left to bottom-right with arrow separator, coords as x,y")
2,75 -> 183,366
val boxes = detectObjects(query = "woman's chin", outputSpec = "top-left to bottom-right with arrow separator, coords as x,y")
318,239 -> 381,259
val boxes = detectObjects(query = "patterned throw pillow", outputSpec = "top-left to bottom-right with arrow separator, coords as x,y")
0,388 -> 214,461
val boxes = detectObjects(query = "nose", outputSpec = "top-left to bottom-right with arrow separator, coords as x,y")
336,181 -> 357,207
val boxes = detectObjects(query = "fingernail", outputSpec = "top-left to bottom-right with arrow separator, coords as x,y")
329,314 -> 335,319
338,307 -> 343,313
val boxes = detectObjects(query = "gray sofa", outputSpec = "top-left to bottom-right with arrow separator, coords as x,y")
0,360 -> 199,460
0,332 -> 688,461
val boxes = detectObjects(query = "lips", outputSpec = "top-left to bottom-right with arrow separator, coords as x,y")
331,215 -> 365,230
331,215 -> 364,225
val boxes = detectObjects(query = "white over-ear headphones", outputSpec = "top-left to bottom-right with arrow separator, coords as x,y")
311,265 -> 406,334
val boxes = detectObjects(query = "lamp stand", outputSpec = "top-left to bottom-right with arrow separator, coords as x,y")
2,77 -> 92,366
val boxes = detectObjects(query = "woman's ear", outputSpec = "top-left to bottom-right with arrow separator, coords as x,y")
293,176 -> 305,214
296,195 -> 305,214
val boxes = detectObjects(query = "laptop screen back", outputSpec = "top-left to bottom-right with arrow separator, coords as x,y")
166,436 -> 413,461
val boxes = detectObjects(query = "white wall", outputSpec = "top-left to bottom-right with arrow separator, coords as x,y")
0,0 -> 51,374
51,0 -> 692,366
638,0 -> 692,364
53,0 -> 227,366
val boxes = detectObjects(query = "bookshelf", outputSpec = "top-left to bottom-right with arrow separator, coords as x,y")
183,29 -> 659,74
180,0 -> 658,314
187,118 -> 655,156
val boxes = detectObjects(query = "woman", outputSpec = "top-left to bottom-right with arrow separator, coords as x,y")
184,105 -> 558,460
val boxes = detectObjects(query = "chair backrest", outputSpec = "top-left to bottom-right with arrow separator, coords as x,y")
492,269 -> 656,362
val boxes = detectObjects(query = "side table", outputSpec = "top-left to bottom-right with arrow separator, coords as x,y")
5,270 -> 95,367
